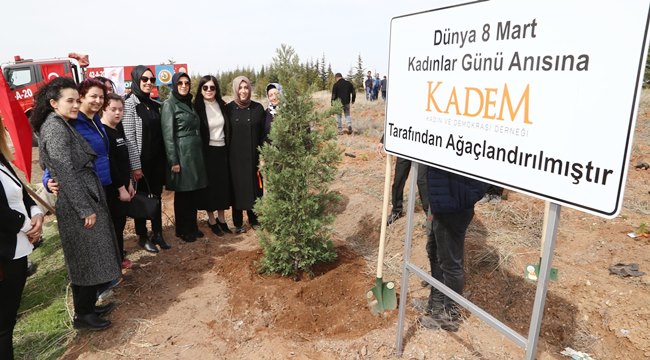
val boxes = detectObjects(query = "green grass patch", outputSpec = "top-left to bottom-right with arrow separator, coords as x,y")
13,220 -> 74,360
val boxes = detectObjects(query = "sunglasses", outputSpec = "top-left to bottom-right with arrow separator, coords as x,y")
177,80 -> 190,86
202,85 -> 216,91
140,76 -> 156,83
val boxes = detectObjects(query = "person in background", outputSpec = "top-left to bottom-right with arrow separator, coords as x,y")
376,134 -> 429,225
364,71 -> 373,101
0,117 -> 44,359
123,66 -> 170,252
331,73 -> 355,135
95,76 -> 116,94
101,93 -> 134,269
194,75 -> 232,236
373,73 -> 381,103
264,82 -> 283,142
226,76 -> 265,233
161,73 -> 207,242
418,166 -> 487,332
31,77 -> 121,331
380,75 -> 387,101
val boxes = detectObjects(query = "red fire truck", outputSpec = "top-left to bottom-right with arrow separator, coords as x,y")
1,53 -> 187,118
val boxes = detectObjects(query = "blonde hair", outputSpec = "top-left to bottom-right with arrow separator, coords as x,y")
0,116 -> 14,161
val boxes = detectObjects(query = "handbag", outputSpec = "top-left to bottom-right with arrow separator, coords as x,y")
126,176 -> 160,220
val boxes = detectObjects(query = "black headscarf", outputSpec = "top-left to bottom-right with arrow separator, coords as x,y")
171,72 -> 192,107
130,65 -> 155,105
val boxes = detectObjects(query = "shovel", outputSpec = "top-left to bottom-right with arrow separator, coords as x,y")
367,154 -> 397,315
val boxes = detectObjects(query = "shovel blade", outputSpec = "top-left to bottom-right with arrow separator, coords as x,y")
382,281 -> 397,310
367,278 -> 397,315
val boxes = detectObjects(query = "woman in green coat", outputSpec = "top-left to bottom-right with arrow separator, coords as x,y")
161,73 -> 208,242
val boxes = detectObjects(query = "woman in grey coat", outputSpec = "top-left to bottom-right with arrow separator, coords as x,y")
30,77 -> 121,331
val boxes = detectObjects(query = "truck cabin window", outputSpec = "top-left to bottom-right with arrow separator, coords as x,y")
7,68 -> 32,88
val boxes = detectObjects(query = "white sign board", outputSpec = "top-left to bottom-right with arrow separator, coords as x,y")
386,0 -> 650,218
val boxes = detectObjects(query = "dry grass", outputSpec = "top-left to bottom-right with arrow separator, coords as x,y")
477,199 -> 545,248
570,320 -> 601,353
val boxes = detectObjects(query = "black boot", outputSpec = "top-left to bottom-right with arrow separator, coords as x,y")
152,232 -> 171,250
138,235 -> 159,253
217,220 -> 232,234
73,313 -> 112,330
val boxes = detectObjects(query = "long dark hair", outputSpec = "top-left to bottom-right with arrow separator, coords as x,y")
194,75 -> 226,108
30,77 -> 78,135
194,75 -> 228,148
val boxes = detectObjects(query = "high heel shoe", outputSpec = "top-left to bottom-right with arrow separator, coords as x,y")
152,232 -> 171,250
217,220 -> 232,234
209,223 -> 225,236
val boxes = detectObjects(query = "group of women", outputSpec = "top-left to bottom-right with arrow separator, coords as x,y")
0,65 -> 283,358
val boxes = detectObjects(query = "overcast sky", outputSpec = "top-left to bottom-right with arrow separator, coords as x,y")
1,0 -> 461,77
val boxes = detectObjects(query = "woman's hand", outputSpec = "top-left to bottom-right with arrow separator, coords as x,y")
118,186 -> 131,202
127,182 -> 135,199
171,164 -> 180,173
132,169 -> 143,181
375,143 -> 385,157
47,179 -> 60,196
84,213 -> 97,229
25,214 -> 44,242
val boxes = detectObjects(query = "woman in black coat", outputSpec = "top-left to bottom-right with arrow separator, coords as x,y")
0,115 -> 44,359
122,66 -> 171,252
226,76 -> 265,233
195,75 -> 232,236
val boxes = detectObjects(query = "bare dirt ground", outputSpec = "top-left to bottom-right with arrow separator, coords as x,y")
57,92 -> 650,359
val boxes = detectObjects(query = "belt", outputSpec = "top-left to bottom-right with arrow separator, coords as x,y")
177,130 -> 200,137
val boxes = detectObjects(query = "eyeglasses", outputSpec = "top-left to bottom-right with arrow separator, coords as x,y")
202,85 -> 216,91
140,76 -> 156,83
177,81 -> 190,86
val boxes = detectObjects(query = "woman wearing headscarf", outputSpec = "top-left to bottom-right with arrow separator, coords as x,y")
161,73 -> 207,242
31,77 -> 120,331
123,66 -> 171,252
0,118 -> 44,358
194,75 -> 232,236
264,82 -> 282,143
226,76 -> 265,233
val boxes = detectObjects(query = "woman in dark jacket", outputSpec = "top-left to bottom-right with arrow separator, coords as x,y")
101,93 -> 135,269
0,117 -> 44,359
194,75 -> 232,236
226,76 -> 265,233
31,77 -> 121,331
123,66 -> 171,252
161,73 -> 207,242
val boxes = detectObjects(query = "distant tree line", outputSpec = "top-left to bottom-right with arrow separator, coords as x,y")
156,44 -> 368,101
208,44 -> 367,98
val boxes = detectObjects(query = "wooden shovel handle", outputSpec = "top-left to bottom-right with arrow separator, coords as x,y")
377,154 -> 392,278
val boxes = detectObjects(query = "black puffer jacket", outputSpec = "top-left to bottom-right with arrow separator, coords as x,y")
427,167 -> 488,213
